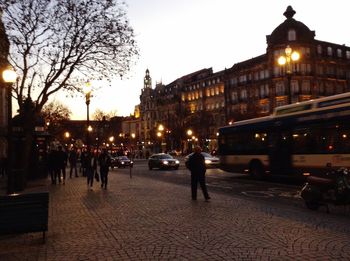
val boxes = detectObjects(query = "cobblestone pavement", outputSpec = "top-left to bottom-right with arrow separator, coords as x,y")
1,171 -> 350,261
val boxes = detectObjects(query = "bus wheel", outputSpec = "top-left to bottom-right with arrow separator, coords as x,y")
250,163 -> 264,180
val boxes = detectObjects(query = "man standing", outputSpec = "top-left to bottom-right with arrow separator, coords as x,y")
98,148 -> 111,189
187,146 -> 210,202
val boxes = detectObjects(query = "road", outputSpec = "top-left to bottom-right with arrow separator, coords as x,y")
116,158 -> 349,216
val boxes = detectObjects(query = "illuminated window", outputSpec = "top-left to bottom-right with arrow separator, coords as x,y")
206,89 -> 210,97
215,86 -> 219,95
210,88 -> 215,96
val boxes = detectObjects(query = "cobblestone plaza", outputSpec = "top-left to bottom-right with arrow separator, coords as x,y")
1,171 -> 350,260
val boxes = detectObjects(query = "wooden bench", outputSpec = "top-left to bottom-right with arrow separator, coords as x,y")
0,192 -> 49,242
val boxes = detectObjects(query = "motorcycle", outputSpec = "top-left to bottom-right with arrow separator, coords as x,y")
300,167 -> 350,212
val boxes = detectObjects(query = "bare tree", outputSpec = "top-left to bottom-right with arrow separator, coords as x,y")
42,100 -> 71,138
92,109 -> 117,121
1,0 -> 138,111
0,0 -> 138,187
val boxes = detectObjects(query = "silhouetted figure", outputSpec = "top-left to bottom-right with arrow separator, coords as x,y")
56,146 -> 68,184
81,149 -> 88,177
187,146 -> 210,201
48,148 -> 57,184
86,151 -> 97,190
98,148 -> 111,189
69,147 -> 78,178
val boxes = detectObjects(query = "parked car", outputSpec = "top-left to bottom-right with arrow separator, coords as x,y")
111,156 -> 133,168
184,152 -> 220,168
148,153 -> 180,170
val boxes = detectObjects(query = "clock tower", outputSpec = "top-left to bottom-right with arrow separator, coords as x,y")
144,69 -> 152,89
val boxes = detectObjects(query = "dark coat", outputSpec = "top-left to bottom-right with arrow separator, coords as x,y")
98,153 -> 111,172
188,152 -> 206,175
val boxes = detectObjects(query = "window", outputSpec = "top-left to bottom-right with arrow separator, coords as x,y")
327,47 -> 333,56
317,45 -> 322,54
302,80 -> 310,93
260,85 -> 267,98
288,29 -> 296,41
337,49 -> 342,58
231,91 -> 238,102
346,51 -> 350,59
276,82 -> 285,96
240,89 -> 247,100
291,80 -> 299,94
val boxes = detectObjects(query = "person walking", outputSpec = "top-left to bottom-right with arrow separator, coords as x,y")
98,148 -> 111,189
47,148 -> 57,184
187,146 -> 210,202
56,146 -> 68,184
86,150 -> 96,190
68,147 -> 78,178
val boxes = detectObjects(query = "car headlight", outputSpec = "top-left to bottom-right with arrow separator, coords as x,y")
205,159 -> 212,164
162,160 -> 169,165
130,161 -> 133,164
121,162 -> 124,165
175,160 -> 180,164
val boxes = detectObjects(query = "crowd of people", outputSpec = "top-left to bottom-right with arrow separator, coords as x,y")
47,146 -> 112,190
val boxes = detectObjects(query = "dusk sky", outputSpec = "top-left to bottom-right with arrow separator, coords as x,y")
59,0 -> 350,120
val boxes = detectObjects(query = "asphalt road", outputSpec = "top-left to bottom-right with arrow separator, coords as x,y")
112,159 -> 350,216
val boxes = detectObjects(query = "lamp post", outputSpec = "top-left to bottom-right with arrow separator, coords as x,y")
84,82 -> 92,152
186,129 -> 193,153
2,67 -> 17,194
278,45 -> 300,104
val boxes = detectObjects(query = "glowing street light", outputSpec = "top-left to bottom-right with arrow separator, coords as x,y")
84,82 -> 92,151
2,66 -> 17,194
278,45 -> 300,104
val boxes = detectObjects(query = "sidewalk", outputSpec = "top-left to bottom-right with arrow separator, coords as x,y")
1,171 -> 350,260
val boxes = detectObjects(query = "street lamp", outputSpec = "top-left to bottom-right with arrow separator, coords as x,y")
64,131 -> 70,147
84,82 -> 92,152
278,45 -> 300,104
2,66 -> 17,194
187,129 -> 193,153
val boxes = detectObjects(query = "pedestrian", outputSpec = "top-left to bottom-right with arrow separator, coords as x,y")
47,148 -> 57,184
187,146 -> 210,202
81,149 -> 88,177
98,148 -> 111,189
86,150 -> 97,190
68,147 -> 78,178
56,146 -> 68,184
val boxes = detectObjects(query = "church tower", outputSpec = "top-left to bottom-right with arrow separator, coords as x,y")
144,68 -> 152,89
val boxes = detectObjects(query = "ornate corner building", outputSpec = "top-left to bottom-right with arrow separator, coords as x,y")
139,6 -> 350,153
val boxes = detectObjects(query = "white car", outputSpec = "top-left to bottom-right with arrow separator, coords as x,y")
185,152 -> 220,168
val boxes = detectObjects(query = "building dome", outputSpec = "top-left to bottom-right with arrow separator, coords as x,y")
266,6 -> 315,47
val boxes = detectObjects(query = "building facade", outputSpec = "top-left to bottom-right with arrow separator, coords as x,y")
225,6 -> 350,123
138,6 -> 350,154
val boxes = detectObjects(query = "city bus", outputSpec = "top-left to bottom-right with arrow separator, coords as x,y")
218,92 -> 350,179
